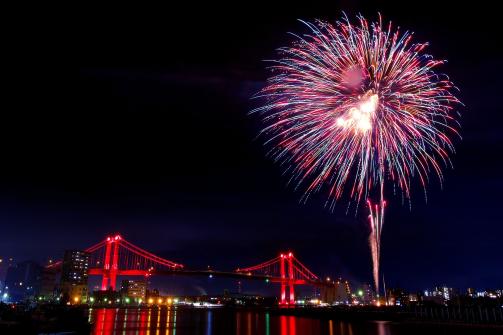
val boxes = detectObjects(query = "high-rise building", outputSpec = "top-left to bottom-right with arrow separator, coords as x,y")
61,250 -> 89,285
120,279 -> 147,301
3,261 -> 42,302
60,250 -> 90,303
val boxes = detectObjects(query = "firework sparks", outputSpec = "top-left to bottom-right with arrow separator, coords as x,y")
253,15 -> 461,295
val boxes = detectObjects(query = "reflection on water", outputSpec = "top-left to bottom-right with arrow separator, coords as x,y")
89,308 -> 339,335
88,307 -> 500,335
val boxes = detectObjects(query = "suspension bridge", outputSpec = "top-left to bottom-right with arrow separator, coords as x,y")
47,234 -> 336,305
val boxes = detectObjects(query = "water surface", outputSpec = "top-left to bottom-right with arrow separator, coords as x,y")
88,307 -> 502,335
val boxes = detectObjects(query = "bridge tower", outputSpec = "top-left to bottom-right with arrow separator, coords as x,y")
288,252 -> 295,304
279,252 -> 296,305
101,235 -> 121,290
237,251 -> 318,306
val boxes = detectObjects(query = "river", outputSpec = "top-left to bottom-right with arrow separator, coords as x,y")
88,307 -> 502,335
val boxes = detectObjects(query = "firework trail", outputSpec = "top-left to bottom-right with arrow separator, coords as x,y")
368,188 -> 385,296
253,15 -> 461,296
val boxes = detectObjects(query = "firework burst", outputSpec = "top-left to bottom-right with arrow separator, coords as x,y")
253,15 -> 461,296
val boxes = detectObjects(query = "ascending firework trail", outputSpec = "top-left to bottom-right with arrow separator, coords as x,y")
252,15 -> 461,298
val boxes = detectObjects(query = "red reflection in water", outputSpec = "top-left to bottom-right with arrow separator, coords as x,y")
139,309 -> 148,335
93,309 -> 104,335
280,316 -> 297,335
93,308 -> 117,335
90,308 -> 398,335
289,316 -> 296,335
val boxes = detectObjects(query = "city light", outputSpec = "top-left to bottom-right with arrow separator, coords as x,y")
0,230 -> 500,335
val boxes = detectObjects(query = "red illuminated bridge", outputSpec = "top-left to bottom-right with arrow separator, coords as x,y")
48,234 -> 330,305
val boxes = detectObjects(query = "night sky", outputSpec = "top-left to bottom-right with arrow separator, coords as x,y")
2,1 -> 502,293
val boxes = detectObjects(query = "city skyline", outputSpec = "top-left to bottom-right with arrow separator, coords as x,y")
1,235 -> 502,306
1,233 -> 501,298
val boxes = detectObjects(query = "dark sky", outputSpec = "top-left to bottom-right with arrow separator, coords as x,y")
2,1 -> 502,293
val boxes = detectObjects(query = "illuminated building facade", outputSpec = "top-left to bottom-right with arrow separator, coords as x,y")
60,250 -> 90,303
120,279 -> 147,301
